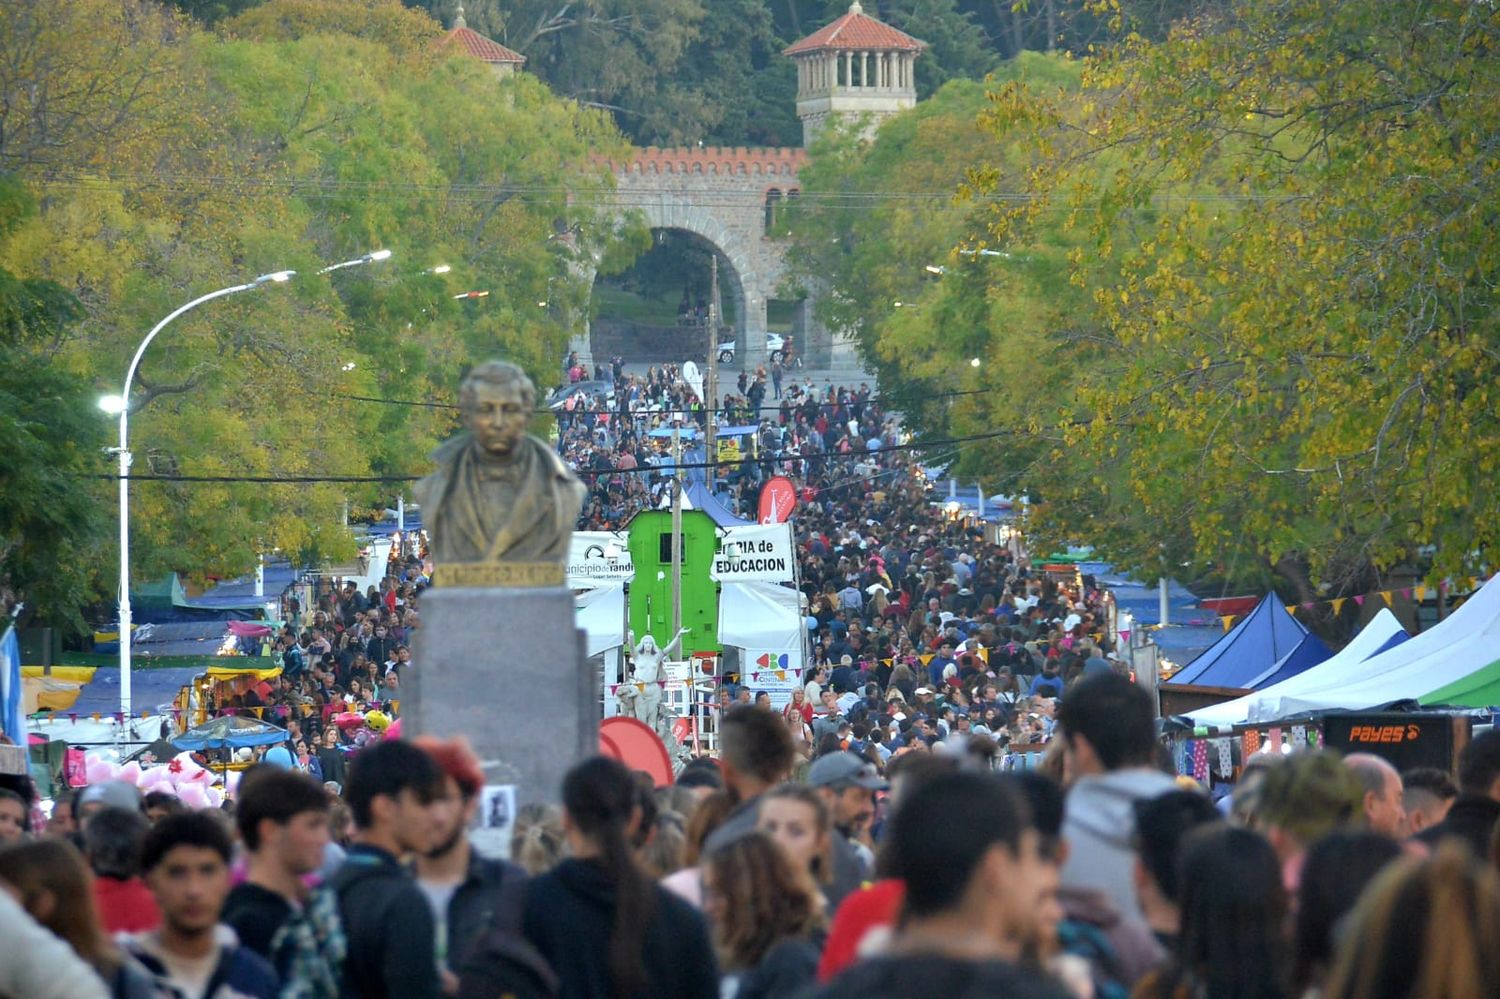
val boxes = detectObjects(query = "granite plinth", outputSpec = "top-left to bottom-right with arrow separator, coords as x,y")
407,585 -> 595,806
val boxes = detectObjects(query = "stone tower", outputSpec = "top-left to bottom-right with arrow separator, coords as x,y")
784,1 -> 926,146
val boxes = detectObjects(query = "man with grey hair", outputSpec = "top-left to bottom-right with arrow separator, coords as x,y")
1344,752 -> 1406,837
413,360 -> 585,564
84,805 -> 162,933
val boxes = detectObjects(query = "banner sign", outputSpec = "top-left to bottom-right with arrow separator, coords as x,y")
567,531 -> 635,583
744,652 -> 805,710
712,523 -> 795,583
758,475 -> 796,524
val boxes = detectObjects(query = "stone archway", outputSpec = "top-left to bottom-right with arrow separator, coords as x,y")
568,146 -> 829,373
585,225 -> 751,367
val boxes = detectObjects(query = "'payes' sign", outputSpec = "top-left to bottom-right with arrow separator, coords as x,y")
711,524 -> 795,583
1323,713 -> 1466,774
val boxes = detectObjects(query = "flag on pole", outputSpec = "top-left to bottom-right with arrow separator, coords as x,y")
0,622 -> 21,745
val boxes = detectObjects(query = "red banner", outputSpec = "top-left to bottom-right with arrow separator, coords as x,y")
758,475 -> 797,524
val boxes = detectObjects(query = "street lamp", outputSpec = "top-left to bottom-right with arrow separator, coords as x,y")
104,270 -> 292,728
106,250 -> 390,728
316,248 -> 392,275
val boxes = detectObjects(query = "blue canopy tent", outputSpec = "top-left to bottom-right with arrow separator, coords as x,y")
681,480 -> 754,527
1167,594 -> 1328,689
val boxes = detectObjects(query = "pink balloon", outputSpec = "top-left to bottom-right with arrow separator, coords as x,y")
145,780 -> 176,798
224,770 -> 242,794
140,766 -> 170,787
116,761 -> 142,786
85,760 -> 118,784
205,787 -> 223,809
383,718 -> 403,741
176,783 -> 209,810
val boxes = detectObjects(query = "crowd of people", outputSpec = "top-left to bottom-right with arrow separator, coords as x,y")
7,684 -> 1500,999
6,363 -> 1500,998
555,360 -> 891,533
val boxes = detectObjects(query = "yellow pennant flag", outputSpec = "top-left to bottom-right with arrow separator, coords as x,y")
1470,577 -> 1481,592
1285,605 -> 1298,615
976,647 -> 989,663
91,713 -> 101,722
1380,591 -> 1393,607
1415,584 -> 1427,602
1331,598 -> 1346,616
775,670 -> 786,681
1221,616 -> 1234,632
919,654 -> 934,665
253,707 -> 265,719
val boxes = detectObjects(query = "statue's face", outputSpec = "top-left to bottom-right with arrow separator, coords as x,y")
641,637 -> 657,654
463,380 -> 529,458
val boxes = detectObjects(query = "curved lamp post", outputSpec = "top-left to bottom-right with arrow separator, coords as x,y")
101,250 -> 392,728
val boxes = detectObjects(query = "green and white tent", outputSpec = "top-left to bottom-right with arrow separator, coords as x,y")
1221,576 -> 1500,723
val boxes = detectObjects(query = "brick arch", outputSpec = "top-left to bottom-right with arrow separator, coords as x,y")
568,145 -> 829,370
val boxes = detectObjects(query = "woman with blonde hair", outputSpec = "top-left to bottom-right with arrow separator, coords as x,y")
1322,842 -> 1500,999
0,838 -> 156,998
703,831 -> 825,999
509,802 -> 566,875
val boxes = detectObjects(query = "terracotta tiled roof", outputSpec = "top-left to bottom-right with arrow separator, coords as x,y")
604,146 -> 807,177
439,26 -> 526,64
784,2 -> 925,55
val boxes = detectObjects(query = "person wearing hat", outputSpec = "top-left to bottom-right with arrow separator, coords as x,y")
807,752 -> 888,907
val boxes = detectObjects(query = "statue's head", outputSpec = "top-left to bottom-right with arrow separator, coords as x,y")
459,360 -> 536,460
641,635 -> 658,654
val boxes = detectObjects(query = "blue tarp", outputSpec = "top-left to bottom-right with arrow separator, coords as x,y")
1167,594 -> 1324,688
682,480 -> 754,528
96,621 -> 241,658
70,667 -> 203,717
182,563 -> 299,610
364,512 -> 423,536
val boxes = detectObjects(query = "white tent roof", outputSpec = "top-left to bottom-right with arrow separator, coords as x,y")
719,582 -> 804,652
575,585 -> 626,658
1186,609 -> 1408,727
1192,578 -> 1500,725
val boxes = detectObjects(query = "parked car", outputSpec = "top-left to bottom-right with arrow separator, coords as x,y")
717,332 -> 786,364
546,380 -> 615,411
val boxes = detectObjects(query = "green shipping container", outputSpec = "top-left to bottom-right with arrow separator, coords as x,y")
627,510 -> 720,655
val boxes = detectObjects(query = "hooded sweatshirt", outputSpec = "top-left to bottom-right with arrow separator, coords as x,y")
521,857 -> 718,999
1060,768 -> 1180,921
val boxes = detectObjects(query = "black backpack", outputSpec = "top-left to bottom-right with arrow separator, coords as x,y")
455,877 -> 559,999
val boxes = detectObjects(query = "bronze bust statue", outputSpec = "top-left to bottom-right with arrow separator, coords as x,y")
413,360 -> 584,568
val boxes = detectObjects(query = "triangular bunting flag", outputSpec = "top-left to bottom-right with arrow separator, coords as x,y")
1221,616 -> 1234,632
1285,605 -> 1297,615
1380,591 -> 1393,607
1331,598 -> 1346,616
1301,601 -> 1316,611
1416,584 -> 1427,602
1354,595 -> 1365,606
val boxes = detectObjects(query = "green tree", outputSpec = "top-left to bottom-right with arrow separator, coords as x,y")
977,0 -> 1500,596
0,176 -> 106,633
2,0 -> 637,614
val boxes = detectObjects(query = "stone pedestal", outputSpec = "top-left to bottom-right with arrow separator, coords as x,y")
407,586 -> 595,806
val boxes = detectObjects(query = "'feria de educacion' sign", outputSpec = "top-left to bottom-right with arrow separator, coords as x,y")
567,524 -> 796,586
710,523 -> 795,583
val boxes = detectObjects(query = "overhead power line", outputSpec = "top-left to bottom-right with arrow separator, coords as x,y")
86,424 -> 1037,485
